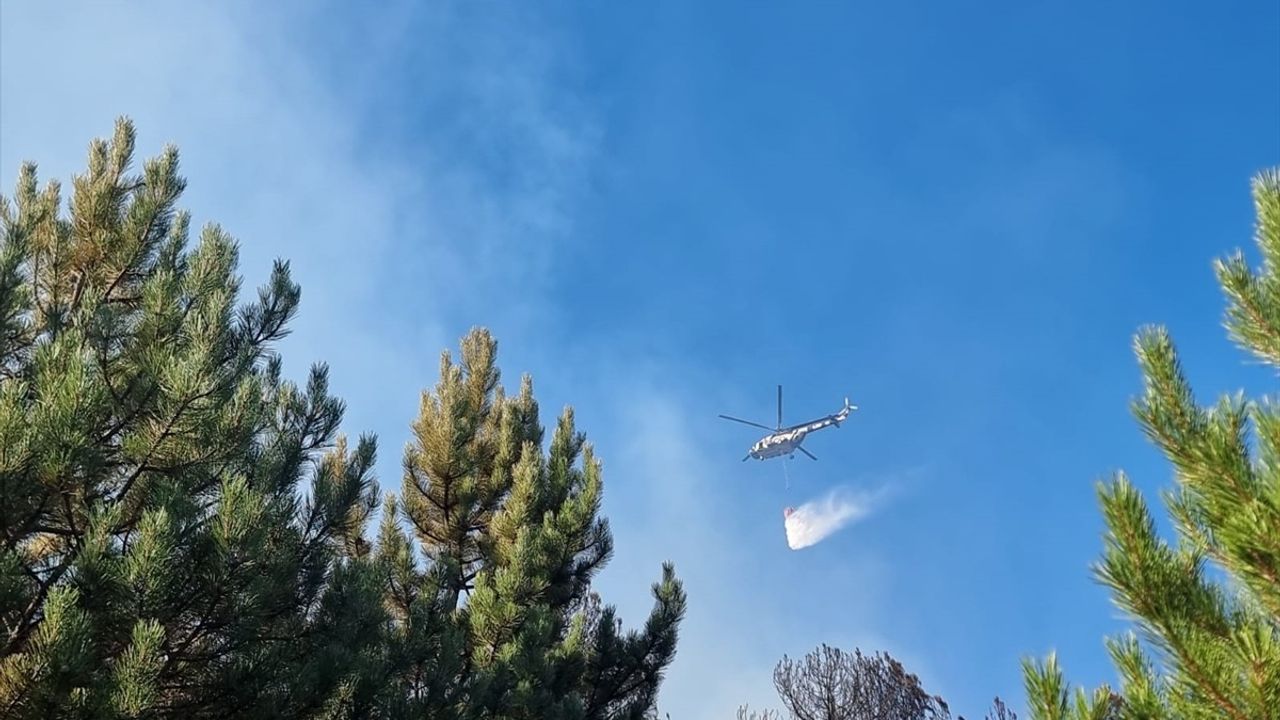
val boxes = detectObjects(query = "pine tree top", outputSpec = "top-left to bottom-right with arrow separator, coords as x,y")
1022,167 -> 1280,720
0,118 -> 687,719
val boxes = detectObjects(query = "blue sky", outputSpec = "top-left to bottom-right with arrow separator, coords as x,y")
2,1 -> 1278,716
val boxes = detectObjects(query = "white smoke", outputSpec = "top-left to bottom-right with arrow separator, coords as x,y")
783,486 -> 883,550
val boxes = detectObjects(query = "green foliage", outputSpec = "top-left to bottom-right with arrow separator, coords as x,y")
387,328 -> 686,719
0,117 -> 384,718
1022,168 -> 1280,719
0,119 -> 685,718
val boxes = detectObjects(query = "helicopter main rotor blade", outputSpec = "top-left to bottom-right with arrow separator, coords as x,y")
718,414 -> 774,431
777,385 -> 783,429
798,446 -> 818,461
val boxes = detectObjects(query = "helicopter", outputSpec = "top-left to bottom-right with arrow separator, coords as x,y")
719,385 -> 856,462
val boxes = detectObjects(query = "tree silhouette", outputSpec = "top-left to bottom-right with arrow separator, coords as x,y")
739,644 -> 951,720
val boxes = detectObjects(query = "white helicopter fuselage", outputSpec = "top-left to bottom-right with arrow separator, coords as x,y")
746,403 -> 853,460
749,429 -> 808,459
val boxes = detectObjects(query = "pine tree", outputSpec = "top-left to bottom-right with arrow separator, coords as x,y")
0,119 -> 687,719
0,118 -> 386,717
1021,167 -> 1280,719
379,328 -> 687,719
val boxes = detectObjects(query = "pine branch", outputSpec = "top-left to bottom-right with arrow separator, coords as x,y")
1023,166 -> 1280,720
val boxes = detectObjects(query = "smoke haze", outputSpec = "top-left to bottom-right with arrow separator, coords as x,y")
784,486 -> 882,549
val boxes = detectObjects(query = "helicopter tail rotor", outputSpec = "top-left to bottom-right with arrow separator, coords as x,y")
831,396 -> 857,427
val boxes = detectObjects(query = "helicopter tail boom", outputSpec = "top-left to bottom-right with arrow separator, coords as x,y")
830,396 -> 857,426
